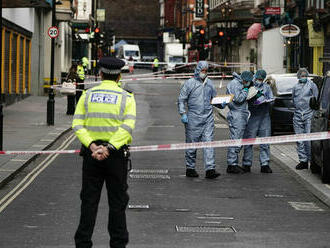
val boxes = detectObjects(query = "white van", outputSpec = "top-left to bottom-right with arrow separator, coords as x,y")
164,43 -> 186,72
117,44 -> 141,71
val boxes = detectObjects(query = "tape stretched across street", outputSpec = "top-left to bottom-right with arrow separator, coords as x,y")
46,74 -> 234,90
0,132 -> 329,155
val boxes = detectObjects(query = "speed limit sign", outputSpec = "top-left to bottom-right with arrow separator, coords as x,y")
48,26 -> 59,39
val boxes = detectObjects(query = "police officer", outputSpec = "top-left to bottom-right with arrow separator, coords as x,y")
292,68 -> 318,170
76,60 -> 85,103
82,56 -> 89,74
72,57 -> 136,248
152,57 -> 159,72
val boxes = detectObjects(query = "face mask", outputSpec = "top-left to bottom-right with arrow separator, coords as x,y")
199,72 -> 207,80
299,78 -> 307,83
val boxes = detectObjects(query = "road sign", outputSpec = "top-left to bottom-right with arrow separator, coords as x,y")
48,26 -> 59,39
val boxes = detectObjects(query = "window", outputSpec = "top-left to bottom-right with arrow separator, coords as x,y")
125,51 -> 139,57
1,27 -> 31,95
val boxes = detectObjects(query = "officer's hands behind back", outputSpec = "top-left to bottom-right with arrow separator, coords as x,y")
90,143 -> 109,161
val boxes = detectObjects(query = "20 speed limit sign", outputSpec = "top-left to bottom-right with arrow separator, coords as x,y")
48,26 -> 59,39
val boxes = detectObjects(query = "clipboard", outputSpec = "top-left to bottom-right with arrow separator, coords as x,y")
211,94 -> 234,105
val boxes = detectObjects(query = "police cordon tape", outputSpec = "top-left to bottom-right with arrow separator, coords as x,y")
46,73 -> 234,90
83,60 -> 255,67
62,60 -> 251,81
0,131 -> 329,155
70,61 -> 255,81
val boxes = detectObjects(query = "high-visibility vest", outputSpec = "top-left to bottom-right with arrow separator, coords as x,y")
77,65 -> 85,80
82,57 -> 89,67
153,58 -> 159,67
72,80 -> 136,149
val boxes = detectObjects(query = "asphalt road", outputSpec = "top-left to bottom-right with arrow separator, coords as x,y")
0,74 -> 330,248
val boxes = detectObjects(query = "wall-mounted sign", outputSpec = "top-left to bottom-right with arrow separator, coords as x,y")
279,24 -> 300,37
265,7 -> 281,15
195,0 -> 204,18
97,9 -> 105,22
307,19 -> 324,47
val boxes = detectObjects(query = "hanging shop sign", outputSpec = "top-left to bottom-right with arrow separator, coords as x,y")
279,24 -> 300,37
195,0 -> 204,18
307,19 -> 324,47
97,9 -> 105,22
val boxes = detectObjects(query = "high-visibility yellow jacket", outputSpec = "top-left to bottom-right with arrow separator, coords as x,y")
153,58 -> 159,67
72,80 -> 136,149
77,65 -> 85,80
82,57 -> 89,67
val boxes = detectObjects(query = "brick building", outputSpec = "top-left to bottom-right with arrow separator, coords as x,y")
99,0 -> 160,57
162,0 -> 208,61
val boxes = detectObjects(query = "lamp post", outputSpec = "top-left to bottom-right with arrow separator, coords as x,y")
47,0 -> 56,125
220,1 -> 232,62
182,5 -> 195,61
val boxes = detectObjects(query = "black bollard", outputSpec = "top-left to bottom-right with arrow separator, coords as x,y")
47,91 -> 55,125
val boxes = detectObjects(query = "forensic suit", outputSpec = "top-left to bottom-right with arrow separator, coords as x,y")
178,61 -> 217,172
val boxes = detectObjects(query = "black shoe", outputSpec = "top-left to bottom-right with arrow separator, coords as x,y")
296,161 -> 308,170
260,166 -> 272,173
186,169 -> 199,177
226,165 -> 245,174
205,169 -> 220,179
242,165 -> 251,173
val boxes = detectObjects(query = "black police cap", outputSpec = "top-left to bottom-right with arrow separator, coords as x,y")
99,57 -> 125,74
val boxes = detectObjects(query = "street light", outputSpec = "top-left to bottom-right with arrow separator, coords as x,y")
219,1 -> 232,62
47,0 -> 62,125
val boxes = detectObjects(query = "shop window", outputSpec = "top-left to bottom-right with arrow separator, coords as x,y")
25,40 -> 31,94
11,33 -> 17,94
19,36 -> 24,94
2,28 -> 31,96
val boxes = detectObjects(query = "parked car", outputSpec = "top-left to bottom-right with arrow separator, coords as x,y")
265,74 -> 319,135
310,74 -> 330,183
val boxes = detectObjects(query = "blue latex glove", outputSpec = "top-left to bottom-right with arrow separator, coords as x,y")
255,90 -> 263,98
181,114 -> 188,124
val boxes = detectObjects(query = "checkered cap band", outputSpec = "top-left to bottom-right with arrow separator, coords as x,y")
100,67 -> 121,75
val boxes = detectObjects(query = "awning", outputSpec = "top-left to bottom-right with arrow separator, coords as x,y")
114,40 -> 128,50
246,23 -> 262,40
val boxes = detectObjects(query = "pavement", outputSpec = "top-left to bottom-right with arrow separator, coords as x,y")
0,95 -> 73,188
215,106 -> 330,207
0,78 -> 330,212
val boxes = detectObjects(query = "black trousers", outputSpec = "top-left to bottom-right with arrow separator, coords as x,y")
74,149 -> 129,248
75,79 -> 85,103
67,95 -> 75,115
